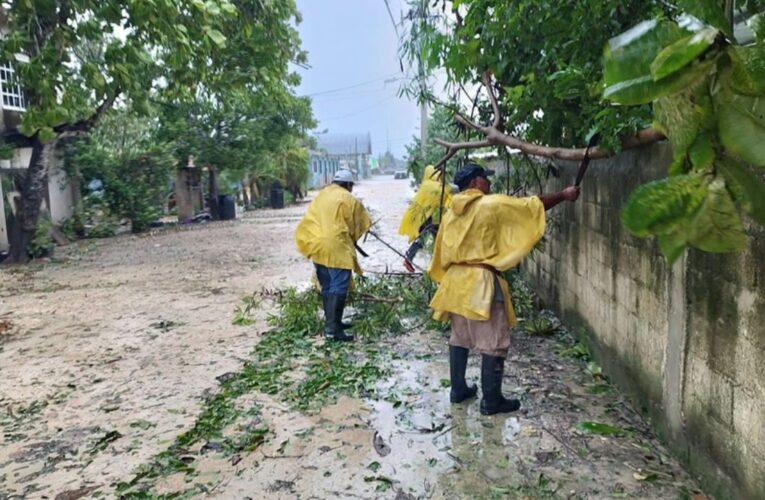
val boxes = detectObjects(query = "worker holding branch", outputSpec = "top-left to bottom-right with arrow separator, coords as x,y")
295,170 -> 371,342
428,163 -> 580,415
399,165 -> 453,272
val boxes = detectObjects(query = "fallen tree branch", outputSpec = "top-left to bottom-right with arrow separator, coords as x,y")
356,293 -> 404,304
435,71 -> 666,164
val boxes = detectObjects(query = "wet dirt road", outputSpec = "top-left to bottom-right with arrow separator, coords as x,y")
0,176 -> 705,499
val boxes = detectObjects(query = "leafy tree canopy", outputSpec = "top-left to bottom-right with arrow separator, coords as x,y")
0,0 -> 310,261
400,0 -> 765,261
0,0 -> 305,140
400,0 -> 665,151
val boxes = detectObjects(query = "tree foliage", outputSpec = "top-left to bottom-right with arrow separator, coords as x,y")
400,0 -> 663,151
604,1 -> 765,261
68,108 -> 176,233
0,0 -> 309,261
400,0 -> 765,261
404,104 -> 477,184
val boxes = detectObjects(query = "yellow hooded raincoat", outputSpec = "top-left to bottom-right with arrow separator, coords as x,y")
399,165 -> 453,242
295,184 -> 372,275
428,189 -> 545,326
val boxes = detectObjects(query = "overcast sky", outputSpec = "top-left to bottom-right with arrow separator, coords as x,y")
294,0 -> 419,159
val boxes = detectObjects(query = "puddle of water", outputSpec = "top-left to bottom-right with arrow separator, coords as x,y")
358,350 -> 532,498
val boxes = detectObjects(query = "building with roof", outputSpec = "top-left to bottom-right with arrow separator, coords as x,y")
315,133 -> 372,180
307,151 -> 340,190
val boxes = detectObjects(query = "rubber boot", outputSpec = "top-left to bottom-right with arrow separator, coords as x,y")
480,355 -> 520,415
449,346 -> 478,403
326,295 -> 354,342
322,294 -> 336,340
339,296 -> 352,330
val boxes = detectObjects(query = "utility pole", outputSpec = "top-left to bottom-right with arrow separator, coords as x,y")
420,101 -> 429,155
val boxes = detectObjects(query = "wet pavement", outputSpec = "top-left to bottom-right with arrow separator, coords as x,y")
0,176 -> 706,499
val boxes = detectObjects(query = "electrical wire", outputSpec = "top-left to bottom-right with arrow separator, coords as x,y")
303,73 -> 401,98
320,94 -> 399,121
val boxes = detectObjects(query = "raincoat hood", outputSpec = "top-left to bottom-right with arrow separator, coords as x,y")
422,165 -> 440,182
450,189 -> 483,216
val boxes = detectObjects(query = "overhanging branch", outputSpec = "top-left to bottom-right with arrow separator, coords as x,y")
55,89 -> 121,135
435,72 -> 666,164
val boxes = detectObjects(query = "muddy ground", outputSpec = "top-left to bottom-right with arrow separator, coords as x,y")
0,176 -> 706,499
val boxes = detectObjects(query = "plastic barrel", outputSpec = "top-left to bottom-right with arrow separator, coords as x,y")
270,184 -> 284,209
218,194 -> 236,220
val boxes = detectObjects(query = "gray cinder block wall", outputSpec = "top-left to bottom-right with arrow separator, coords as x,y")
525,143 -> 765,500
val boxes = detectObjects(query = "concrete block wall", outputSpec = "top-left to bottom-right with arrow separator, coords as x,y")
526,143 -> 765,499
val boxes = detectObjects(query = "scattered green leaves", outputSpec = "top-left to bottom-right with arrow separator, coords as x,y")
89,430 -> 123,454
576,421 -> 627,436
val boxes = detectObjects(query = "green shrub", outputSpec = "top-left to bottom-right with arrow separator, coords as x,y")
28,215 -> 54,258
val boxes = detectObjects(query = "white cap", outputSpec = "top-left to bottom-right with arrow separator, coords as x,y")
333,170 -> 354,183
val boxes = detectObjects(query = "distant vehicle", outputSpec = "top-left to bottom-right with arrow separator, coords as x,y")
394,170 -> 408,179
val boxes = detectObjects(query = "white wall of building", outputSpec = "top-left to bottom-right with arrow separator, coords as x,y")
0,146 -> 32,170
47,157 -> 74,225
0,178 -> 8,252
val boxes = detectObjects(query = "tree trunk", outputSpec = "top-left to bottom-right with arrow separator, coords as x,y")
241,177 -> 251,207
208,166 -> 220,220
8,139 -> 56,263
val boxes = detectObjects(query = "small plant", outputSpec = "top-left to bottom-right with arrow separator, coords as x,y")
520,310 -> 561,336
28,214 -> 54,259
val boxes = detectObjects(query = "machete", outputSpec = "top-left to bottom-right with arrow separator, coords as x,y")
574,132 -> 600,187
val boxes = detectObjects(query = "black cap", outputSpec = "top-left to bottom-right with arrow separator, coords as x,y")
453,163 -> 495,191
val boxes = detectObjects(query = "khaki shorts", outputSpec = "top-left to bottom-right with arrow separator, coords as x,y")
449,302 -> 510,358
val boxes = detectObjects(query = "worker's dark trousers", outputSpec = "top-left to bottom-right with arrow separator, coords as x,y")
314,264 -> 351,296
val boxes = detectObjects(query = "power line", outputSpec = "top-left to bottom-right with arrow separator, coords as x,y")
383,0 -> 400,39
320,94 -> 398,121
303,73 -> 400,98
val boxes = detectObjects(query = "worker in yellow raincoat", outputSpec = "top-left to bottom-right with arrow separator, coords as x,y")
295,170 -> 371,342
429,163 -> 579,414
399,165 -> 453,272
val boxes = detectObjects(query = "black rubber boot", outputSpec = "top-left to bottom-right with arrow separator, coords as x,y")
326,295 -> 354,342
338,295 -> 352,330
480,355 -> 520,415
322,295 -> 336,340
449,346 -> 478,403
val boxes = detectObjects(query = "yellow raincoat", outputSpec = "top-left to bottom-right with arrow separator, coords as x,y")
295,184 -> 372,275
428,189 -> 545,326
399,165 -> 453,242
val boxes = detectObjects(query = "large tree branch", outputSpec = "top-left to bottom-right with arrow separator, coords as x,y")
482,71 -> 502,129
432,138 -> 491,171
55,89 -> 121,135
436,73 -> 666,163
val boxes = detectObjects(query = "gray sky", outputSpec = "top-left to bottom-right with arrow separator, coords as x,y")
294,0 -> 419,159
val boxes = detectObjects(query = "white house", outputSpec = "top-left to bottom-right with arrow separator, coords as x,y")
0,57 -> 76,253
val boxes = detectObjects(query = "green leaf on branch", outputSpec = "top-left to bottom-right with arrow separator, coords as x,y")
38,127 -> 57,144
621,173 -> 707,237
653,82 -> 714,173
726,46 -> 765,96
675,0 -> 732,37
688,132 -> 715,171
717,157 -> 765,225
751,13 -> 765,44
658,231 -> 688,263
604,59 -> 714,105
204,28 -> 227,47
603,20 -> 689,105
716,87 -> 765,167
688,178 -> 747,253
650,28 -> 718,81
